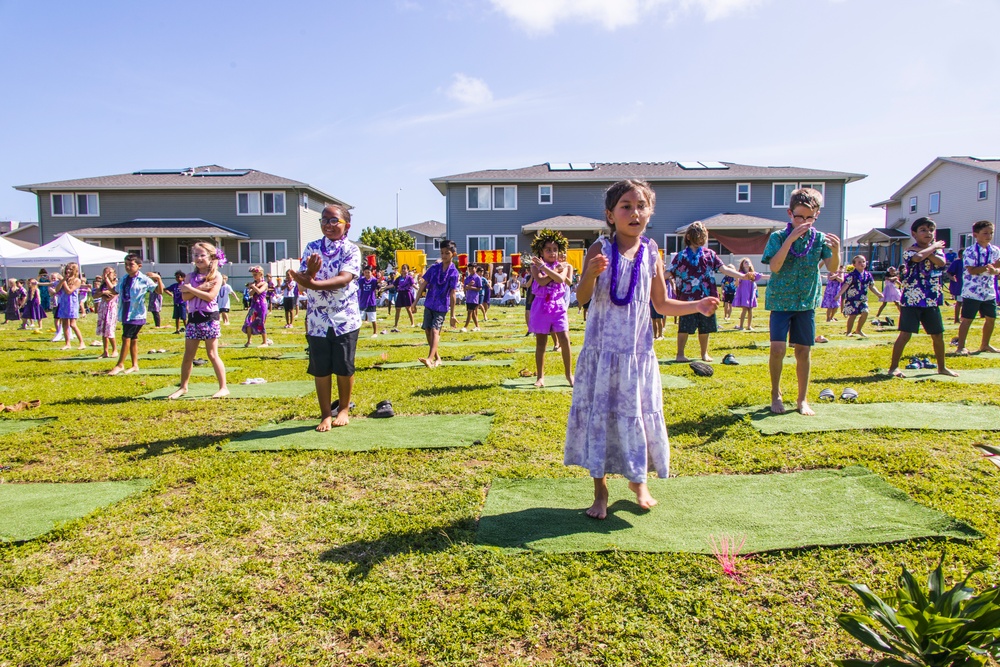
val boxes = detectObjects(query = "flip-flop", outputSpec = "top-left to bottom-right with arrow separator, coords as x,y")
818,388 -> 835,401
841,387 -> 858,401
722,353 -> 739,365
689,361 -> 714,377
331,399 -> 356,412
370,400 -> 394,418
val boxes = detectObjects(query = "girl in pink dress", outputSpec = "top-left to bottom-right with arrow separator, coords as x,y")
733,258 -> 765,331
95,267 -> 119,358
528,229 -> 573,387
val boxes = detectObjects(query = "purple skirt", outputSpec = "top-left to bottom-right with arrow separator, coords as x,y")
395,290 -> 414,307
21,300 -> 46,320
821,279 -> 842,309
528,294 -> 568,334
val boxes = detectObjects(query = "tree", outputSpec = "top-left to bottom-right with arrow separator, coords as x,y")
358,227 -> 415,269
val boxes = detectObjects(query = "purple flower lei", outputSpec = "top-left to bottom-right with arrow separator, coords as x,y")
785,223 -> 818,258
434,262 -> 454,286
609,236 -> 647,306
321,237 -> 343,259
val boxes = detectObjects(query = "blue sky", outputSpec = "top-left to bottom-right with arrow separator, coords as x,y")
1,0 -> 998,241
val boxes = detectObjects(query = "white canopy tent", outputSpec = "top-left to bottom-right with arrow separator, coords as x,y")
1,233 -> 127,268
0,236 -> 28,280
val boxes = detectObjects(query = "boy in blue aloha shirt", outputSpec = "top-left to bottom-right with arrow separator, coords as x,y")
887,217 -> 957,378
955,220 -> 1000,355
414,240 -> 459,368
290,205 -> 362,431
762,187 -> 840,415
108,254 -> 164,376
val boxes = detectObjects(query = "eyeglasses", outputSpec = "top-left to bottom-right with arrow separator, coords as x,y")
792,215 -> 817,223
321,217 -> 346,226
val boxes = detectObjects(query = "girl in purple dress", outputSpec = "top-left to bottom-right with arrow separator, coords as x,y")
54,262 -> 87,350
169,242 -> 228,399
20,278 -> 46,329
875,265 -> 902,318
565,179 -> 719,520
733,258 -> 765,331
528,229 -> 572,387
242,266 -> 269,347
838,255 -> 883,337
391,263 -> 416,330
3,279 -> 24,324
95,267 -> 119,358
821,265 -> 844,322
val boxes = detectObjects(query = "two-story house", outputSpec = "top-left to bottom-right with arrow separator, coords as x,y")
430,161 -> 865,266
870,156 -> 1000,260
13,165 -> 349,278
400,220 -> 446,255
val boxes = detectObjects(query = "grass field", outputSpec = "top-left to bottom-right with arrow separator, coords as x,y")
2,296 -> 999,666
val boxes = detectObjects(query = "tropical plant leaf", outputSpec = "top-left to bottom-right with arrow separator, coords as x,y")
924,615 -> 971,635
928,553 -> 946,605
899,566 -> 928,609
836,616 -> 906,656
834,660 -> 878,667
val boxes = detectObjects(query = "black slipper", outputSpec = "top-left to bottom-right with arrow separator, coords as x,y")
689,361 -> 714,377
370,400 -> 394,418
722,353 -> 739,365
331,400 -> 356,412
193,359 -> 208,366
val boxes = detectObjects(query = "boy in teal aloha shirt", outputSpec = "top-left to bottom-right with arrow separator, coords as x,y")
761,187 -> 841,416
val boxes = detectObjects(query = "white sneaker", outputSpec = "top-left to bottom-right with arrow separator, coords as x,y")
473,327 -> 481,332
371,334 -> 379,338
460,327 -> 468,333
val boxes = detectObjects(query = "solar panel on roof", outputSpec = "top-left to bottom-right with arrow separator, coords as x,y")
678,162 -> 706,170
548,163 -> 572,171
191,170 -> 250,177
971,156 -> 1000,161
134,168 -> 192,175
698,161 -> 729,170
569,162 -> 594,171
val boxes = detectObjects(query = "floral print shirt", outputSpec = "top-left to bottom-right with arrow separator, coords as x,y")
721,276 -> 737,297
299,237 -> 362,336
900,246 -> 945,308
841,269 -> 874,311
961,243 -> 1000,302
667,246 -> 723,301
422,262 -> 459,312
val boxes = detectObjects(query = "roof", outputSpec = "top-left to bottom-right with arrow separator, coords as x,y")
521,215 -> 607,233
853,228 -> 912,245
14,165 -> 349,208
871,156 -> 1000,207
399,220 -> 446,238
69,219 -> 249,239
431,161 -> 866,195
675,213 -> 785,234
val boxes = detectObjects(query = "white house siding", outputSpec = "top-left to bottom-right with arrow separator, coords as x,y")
297,194 -> 330,256
885,163 -> 999,249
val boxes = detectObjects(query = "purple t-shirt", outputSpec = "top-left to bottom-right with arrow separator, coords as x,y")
186,273 -> 219,315
464,274 -> 482,305
358,276 -> 378,309
422,262 -> 459,313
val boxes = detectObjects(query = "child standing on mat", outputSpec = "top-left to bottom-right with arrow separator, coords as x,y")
95,267 -> 119,358
821,265 -> 844,322
462,263 -> 483,332
721,275 -> 737,321
668,221 -> 744,362
946,254 -> 964,326
108,255 -> 164,375
733,258 -> 763,331
169,242 -> 228,399
762,187 -> 840,415
166,271 -> 187,334
53,262 -> 87,350
391,264 -> 415,331
20,278 -> 46,330
413,240 -> 459,368
358,265 -> 379,337
838,255 -> 882,337
875,266 -> 902,319
528,229 -> 574,387
886,217 -> 958,378
215,274 -> 233,326
290,204 -> 362,430
565,179 -> 719,520
242,266 -> 269,347
955,220 -> 1000,355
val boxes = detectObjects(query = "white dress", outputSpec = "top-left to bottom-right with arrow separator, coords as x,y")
564,236 -> 669,482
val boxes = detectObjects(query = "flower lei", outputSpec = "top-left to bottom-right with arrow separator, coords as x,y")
434,262 -> 454,286
609,236 -> 647,306
785,223 -> 818,258
321,237 -> 343,260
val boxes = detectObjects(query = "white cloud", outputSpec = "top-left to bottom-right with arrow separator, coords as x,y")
445,73 -> 494,107
489,0 -> 765,32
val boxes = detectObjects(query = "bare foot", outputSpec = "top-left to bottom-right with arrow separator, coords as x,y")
60,345 -> 71,350
534,377 -> 545,388
938,368 -> 959,377
167,388 -> 188,400
78,344 -> 87,350
797,401 -> 815,416
702,354 -> 713,362
243,342 -> 251,348
770,397 -> 786,414
955,347 -> 970,356
586,487 -> 609,519
857,331 -> 868,338
99,353 -> 109,359
211,387 -> 230,398
123,366 -> 139,374
980,345 -> 1000,353
628,481 -> 658,510
418,357 -> 433,368
675,355 -> 691,362
566,374 -> 574,387
889,368 -> 905,378
107,365 -> 124,376
845,332 -> 855,337
316,416 -> 333,432
258,343 -> 270,348
332,409 -> 350,427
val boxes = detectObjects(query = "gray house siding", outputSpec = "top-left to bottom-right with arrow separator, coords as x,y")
408,232 -> 441,254
446,180 -> 846,255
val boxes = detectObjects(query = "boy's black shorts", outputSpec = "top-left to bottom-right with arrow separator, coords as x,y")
307,327 -> 359,377
678,312 -> 717,335
466,302 -> 479,312
961,298 -> 997,320
122,323 -> 144,339
899,306 -> 944,335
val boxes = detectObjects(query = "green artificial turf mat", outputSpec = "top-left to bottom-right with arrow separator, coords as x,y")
223,414 -> 493,452
140,381 -> 315,400
730,402 -> 1000,435
127,366 -> 242,376
475,467 -> 981,553
0,417 -> 56,436
897,367 -> 1000,384
0,479 -> 152,542
501,374 -> 693,391
375,359 -> 514,369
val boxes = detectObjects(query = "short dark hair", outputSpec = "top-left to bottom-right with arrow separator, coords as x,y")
789,187 -> 824,211
439,239 -> 457,254
973,220 -> 994,234
911,217 -> 936,233
124,253 -> 142,265
174,270 -> 186,279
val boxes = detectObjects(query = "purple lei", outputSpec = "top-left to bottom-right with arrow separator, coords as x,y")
321,237 -> 343,260
609,236 -> 647,306
785,223 -> 818,258
434,262 -> 454,286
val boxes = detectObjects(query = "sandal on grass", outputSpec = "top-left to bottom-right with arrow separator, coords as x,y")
840,387 -> 858,401
818,388 -> 835,401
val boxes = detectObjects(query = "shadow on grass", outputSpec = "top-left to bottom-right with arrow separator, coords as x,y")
52,396 -> 134,406
319,519 -> 476,577
470,500 -> 646,548
668,411 -> 742,440
410,384 -> 496,397
105,433 -> 227,458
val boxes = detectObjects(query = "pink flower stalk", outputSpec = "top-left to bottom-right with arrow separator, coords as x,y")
709,534 -> 747,583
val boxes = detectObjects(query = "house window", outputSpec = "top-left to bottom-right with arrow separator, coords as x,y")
467,235 -> 490,257
302,193 -> 310,209
936,228 -> 952,249
493,185 -> 517,210
663,235 -> 683,254
75,193 -> 99,216
239,240 -> 262,264
466,186 -> 491,210
262,192 -> 285,215
237,192 -> 261,215
772,183 -> 797,208
493,235 -> 517,258
979,181 -> 989,201
263,240 -> 287,263
909,196 -> 918,214
178,244 -> 190,264
799,183 -> 826,199
433,238 -> 442,249
929,191 -> 941,214
538,184 -> 553,205
736,183 -> 751,203
51,193 -> 74,216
